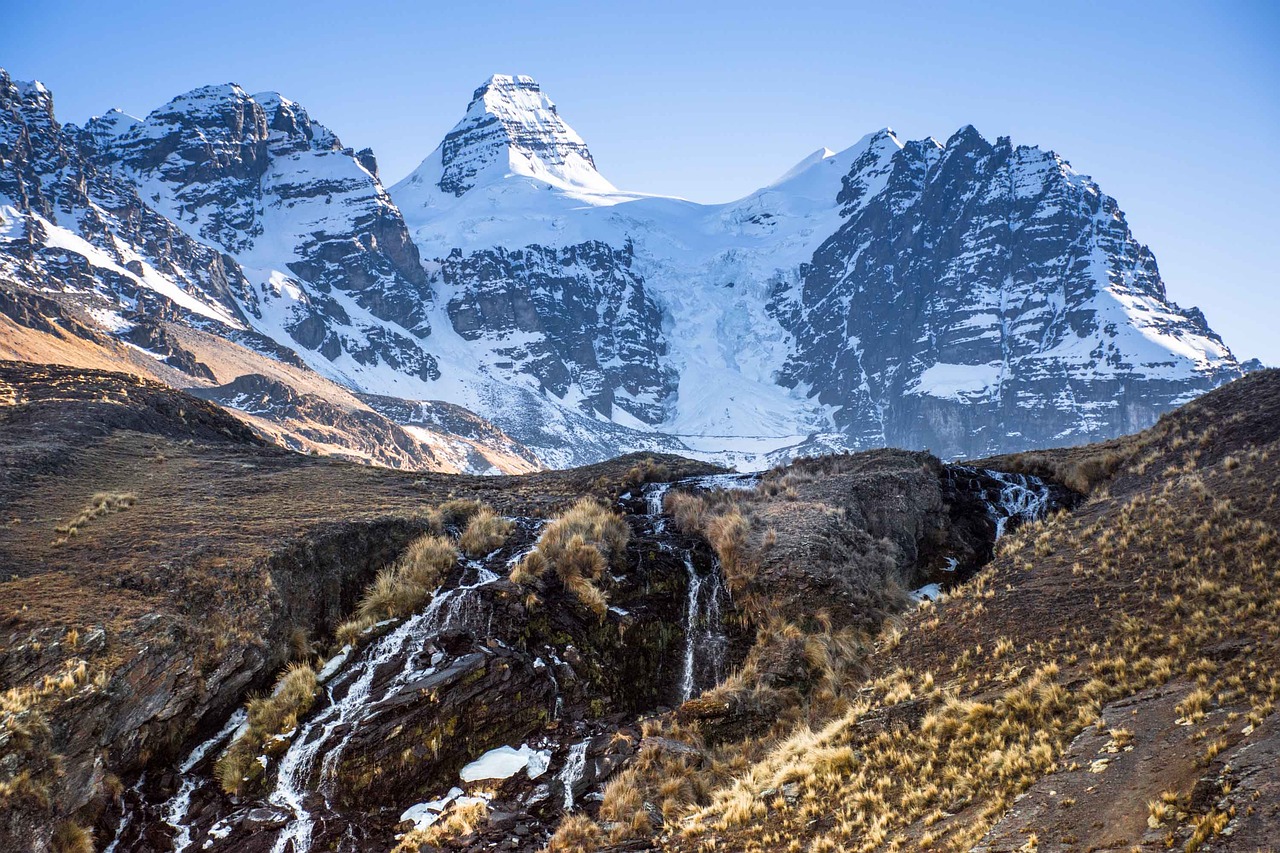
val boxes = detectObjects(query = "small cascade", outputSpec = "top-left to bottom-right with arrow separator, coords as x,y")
557,739 -> 589,812
679,553 -> 703,701
268,562 -> 501,853
982,469 -> 1053,539
913,466 -> 1060,604
162,709 -> 247,852
102,775 -> 144,853
641,481 -> 732,703
678,552 -> 730,702
950,465 -> 1054,542
644,481 -> 672,530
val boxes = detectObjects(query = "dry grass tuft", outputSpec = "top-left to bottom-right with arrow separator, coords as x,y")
216,662 -> 318,795
333,533 -> 459,647
435,498 -> 485,530
547,813 -> 605,851
510,498 -> 629,617
458,506 -> 514,558
53,491 -> 136,544
664,490 -> 761,595
623,456 -> 673,487
395,799 -> 489,850
50,822 -> 93,853
704,509 -> 754,593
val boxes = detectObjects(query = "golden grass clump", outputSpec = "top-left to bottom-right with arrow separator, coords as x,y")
458,506 -> 514,558
432,498 -> 485,532
664,490 -> 707,534
510,498 -> 629,617
334,533 -> 459,647
216,662 -> 318,795
50,822 -> 94,853
704,508 -> 754,592
664,488 -> 760,595
395,799 -> 489,850
547,813 -> 604,851
623,456 -> 673,487
509,549 -> 546,586
53,491 -> 136,544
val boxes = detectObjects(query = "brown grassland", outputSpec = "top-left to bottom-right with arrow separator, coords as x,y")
550,370 -> 1280,852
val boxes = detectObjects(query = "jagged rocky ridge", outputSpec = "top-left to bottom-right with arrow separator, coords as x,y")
0,68 -> 1253,469
0,71 -> 530,474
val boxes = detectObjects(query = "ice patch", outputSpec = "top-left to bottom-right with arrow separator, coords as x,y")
459,744 -> 552,782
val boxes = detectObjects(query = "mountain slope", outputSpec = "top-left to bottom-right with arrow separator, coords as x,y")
390,76 -> 1245,462
655,368 -> 1280,853
0,69 -> 538,473
2,68 -> 1252,468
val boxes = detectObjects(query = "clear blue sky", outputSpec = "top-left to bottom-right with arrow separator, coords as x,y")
4,0 -> 1277,365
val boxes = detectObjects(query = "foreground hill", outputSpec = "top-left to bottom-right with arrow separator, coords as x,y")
0,359 -> 1071,851
1,365 -> 1275,850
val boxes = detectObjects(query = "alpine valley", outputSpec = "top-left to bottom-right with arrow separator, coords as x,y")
3,64 -> 1280,853
0,71 -> 1255,472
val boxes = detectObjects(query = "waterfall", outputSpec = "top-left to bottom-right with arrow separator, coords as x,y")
268,563 -> 500,853
911,467 -> 1057,604
644,481 -> 671,532
982,470 -> 1052,539
642,481 -> 731,703
558,740 -> 590,812
950,466 -> 1053,541
679,553 -> 703,701
678,552 -> 730,702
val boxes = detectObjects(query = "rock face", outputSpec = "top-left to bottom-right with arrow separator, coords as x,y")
1,66 -> 1253,469
440,240 -> 675,424
768,127 -> 1242,456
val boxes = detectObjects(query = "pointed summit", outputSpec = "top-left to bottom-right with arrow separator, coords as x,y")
403,74 -> 616,199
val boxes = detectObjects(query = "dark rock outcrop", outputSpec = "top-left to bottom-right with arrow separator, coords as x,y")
440,240 -> 676,424
770,128 -> 1244,457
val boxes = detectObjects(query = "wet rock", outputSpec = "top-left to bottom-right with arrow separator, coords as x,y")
330,645 -> 554,808
640,736 -> 703,760
242,807 -> 290,829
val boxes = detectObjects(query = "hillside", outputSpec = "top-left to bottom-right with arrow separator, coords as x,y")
643,368 -> 1280,852
2,364 -> 1275,851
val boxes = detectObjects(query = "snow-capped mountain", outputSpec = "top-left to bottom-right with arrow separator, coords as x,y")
0,68 -> 1251,469
391,75 -> 1245,460
0,70 -> 534,474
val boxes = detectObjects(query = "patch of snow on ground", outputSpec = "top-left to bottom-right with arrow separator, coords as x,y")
458,744 -> 552,783
911,583 -> 943,603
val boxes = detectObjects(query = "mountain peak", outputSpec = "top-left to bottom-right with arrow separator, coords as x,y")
474,73 -> 541,99
414,73 -> 616,198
